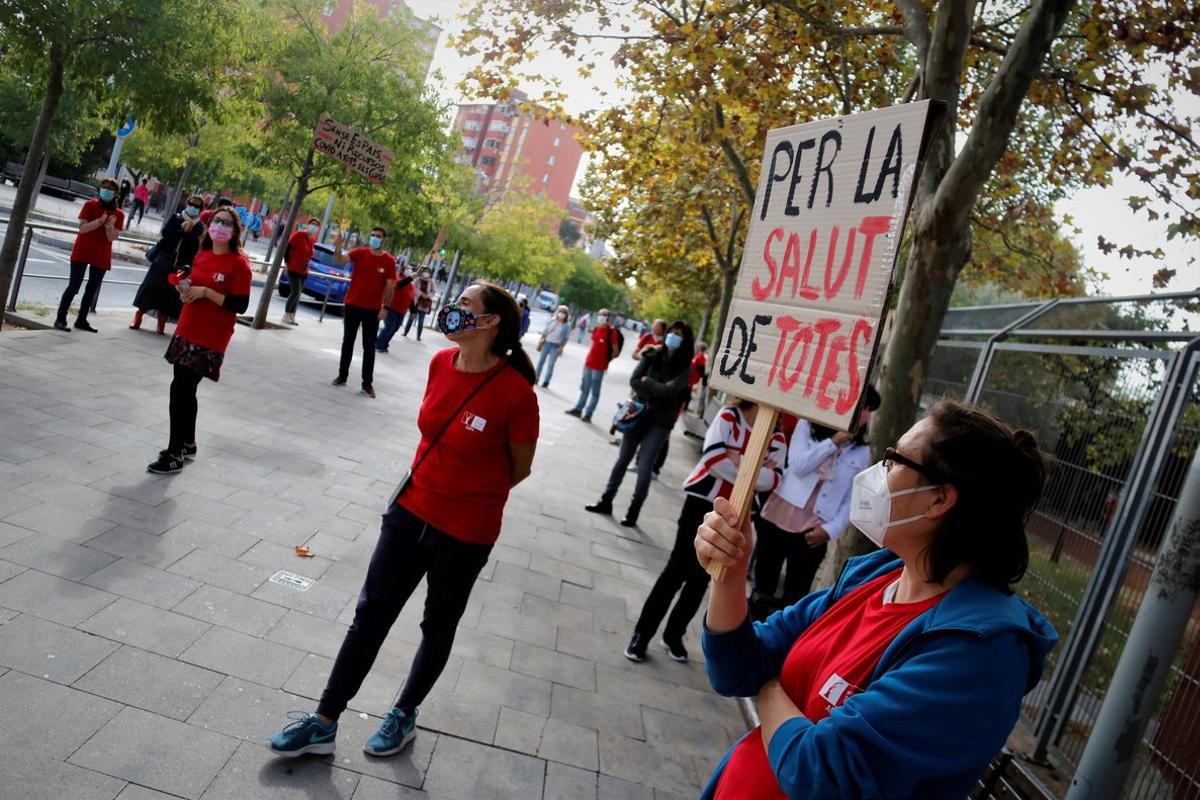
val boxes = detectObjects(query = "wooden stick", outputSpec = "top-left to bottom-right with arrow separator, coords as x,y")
705,405 -> 780,581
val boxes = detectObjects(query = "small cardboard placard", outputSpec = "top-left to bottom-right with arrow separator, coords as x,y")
709,101 -> 938,430
313,113 -> 395,184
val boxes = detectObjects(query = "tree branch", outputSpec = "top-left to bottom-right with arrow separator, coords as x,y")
715,102 -> 755,204
766,0 -> 905,38
895,0 -> 932,61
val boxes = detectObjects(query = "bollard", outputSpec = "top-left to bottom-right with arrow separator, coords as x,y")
7,226 -> 34,311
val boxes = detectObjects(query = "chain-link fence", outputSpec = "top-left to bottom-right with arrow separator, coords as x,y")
923,292 -> 1200,799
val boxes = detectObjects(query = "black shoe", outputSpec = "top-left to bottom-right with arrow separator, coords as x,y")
331,376 -> 347,386
53,320 -> 70,332
581,415 -> 592,423
74,320 -> 98,333
541,382 -> 549,388
362,385 -> 376,399
620,516 -> 638,528
661,636 -> 688,663
624,633 -> 648,663
147,452 -> 185,474
159,443 -> 197,462
564,408 -> 582,417
585,499 -> 613,515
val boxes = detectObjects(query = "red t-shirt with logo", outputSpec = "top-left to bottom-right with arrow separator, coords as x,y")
286,229 -> 315,276
714,569 -> 946,800
584,325 -> 619,371
71,199 -> 124,269
174,250 -> 253,354
343,247 -> 397,310
399,348 -> 540,544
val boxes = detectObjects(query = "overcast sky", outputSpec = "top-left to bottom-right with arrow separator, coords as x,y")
408,0 -> 1196,299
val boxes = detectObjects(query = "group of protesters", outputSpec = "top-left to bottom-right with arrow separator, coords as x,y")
52,174 -> 1059,800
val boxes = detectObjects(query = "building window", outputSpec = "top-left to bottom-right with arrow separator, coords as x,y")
488,120 -> 509,132
481,156 -> 496,166
552,137 -> 561,147
541,173 -> 550,183
461,137 -> 477,149
547,155 -> 556,166
484,138 -> 500,149
464,121 -> 481,131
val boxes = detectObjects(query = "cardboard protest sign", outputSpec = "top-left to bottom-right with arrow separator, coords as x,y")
709,101 -> 938,430
313,113 -> 395,184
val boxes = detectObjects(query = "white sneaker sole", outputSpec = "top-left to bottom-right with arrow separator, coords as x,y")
661,639 -> 688,663
363,731 -> 415,757
269,740 -> 335,758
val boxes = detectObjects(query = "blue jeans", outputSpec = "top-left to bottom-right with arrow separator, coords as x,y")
404,310 -> 426,340
577,328 -> 587,343
376,308 -> 404,350
602,422 -> 671,520
573,367 -> 605,417
535,342 -> 563,385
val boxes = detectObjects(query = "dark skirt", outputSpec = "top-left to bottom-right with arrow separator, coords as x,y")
164,335 -> 223,381
133,258 -> 183,320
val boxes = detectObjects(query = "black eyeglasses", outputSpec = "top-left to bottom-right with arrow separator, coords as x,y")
883,447 -> 942,482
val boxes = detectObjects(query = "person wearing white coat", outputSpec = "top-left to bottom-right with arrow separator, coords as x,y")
750,387 -> 880,620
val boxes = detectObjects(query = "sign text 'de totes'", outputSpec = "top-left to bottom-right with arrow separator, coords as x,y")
312,113 -> 395,184
709,101 -> 939,430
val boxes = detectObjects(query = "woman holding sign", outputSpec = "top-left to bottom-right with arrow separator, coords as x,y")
692,400 -> 1056,799
585,320 -> 694,527
268,281 -> 538,760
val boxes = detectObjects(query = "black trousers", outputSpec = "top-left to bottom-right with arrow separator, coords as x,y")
56,261 -> 106,324
338,305 -> 380,387
168,364 -> 203,453
602,422 -> 671,520
284,271 -> 304,314
753,515 -> 827,608
633,494 -> 712,641
317,504 -> 492,721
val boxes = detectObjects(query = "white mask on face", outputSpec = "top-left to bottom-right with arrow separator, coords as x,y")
849,461 -> 939,548
597,315 -> 609,326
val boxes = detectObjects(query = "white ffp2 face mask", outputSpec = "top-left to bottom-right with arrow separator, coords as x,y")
850,461 -> 939,548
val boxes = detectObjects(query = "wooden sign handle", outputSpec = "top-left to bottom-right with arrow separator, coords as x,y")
704,405 -> 780,582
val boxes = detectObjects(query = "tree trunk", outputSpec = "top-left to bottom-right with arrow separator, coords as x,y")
697,289 -> 718,345
264,179 -> 295,262
166,157 -> 195,220
0,41 -> 65,329
712,266 -> 738,364
252,145 -> 314,329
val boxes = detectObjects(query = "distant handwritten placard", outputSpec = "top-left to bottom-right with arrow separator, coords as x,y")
313,113 -> 394,184
709,101 -> 937,430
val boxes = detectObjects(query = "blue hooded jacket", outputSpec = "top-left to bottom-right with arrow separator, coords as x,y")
699,549 -> 1057,799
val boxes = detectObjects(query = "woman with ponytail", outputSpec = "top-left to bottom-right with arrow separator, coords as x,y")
693,400 -> 1058,799
269,281 -> 539,761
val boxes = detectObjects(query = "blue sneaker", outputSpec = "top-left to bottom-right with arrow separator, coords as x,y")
267,712 -> 337,757
363,707 -> 417,757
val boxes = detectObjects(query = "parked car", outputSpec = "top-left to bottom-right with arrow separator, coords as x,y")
536,290 -> 559,311
277,243 -> 351,307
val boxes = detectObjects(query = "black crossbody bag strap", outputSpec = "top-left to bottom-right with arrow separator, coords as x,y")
386,363 -> 507,507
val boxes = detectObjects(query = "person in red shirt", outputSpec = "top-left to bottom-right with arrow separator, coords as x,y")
54,177 -> 124,333
375,261 -> 415,353
268,280 -> 539,760
693,401 -> 1056,799
198,196 -> 233,226
331,226 -> 396,398
146,207 -> 252,474
565,307 -> 621,422
280,216 -> 318,326
131,178 -> 150,225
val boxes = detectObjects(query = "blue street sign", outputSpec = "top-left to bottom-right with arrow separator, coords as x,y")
116,115 -> 136,138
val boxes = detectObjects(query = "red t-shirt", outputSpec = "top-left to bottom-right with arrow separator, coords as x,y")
134,184 -> 149,202
343,248 -> 397,310
688,352 -> 707,389
390,273 -> 415,314
399,348 -> 540,544
714,569 -> 946,800
174,250 -> 254,354
286,229 -> 315,276
584,325 -> 620,371
634,332 -> 659,355
70,200 -> 124,269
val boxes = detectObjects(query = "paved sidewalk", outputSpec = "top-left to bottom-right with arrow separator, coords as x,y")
0,310 -> 743,799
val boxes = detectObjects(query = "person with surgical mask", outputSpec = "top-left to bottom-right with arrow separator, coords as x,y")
693,400 -> 1056,800
749,387 -> 881,621
147,207 -> 253,474
586,320 -> 695,527
535,304 -> 571,387
269,282 -> 539,761
281,217 -> 320,325
403,265 -> 435,341
566,307 -> 621,422
55,177 -> 124,332
131,194 -> 206,335
331,226 -> 396,398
